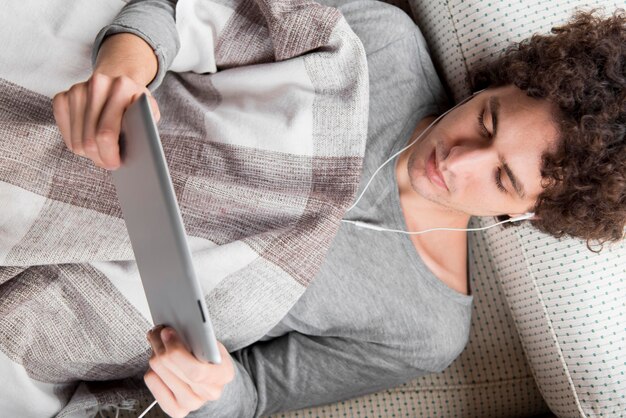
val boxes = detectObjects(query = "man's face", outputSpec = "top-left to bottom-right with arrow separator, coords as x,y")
406,85 -> 559,218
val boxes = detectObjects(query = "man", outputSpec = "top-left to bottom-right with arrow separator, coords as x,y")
52,1 -> 625,417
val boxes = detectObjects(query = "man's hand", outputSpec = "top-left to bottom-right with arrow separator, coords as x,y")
52,33 -> 160,170
145,326 -> 235,418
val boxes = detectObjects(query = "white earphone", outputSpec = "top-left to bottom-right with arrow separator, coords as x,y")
341,212 -> 535,235
341,89 -> 536,235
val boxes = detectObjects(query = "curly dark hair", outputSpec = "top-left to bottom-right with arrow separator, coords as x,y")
470,9 -> 626,249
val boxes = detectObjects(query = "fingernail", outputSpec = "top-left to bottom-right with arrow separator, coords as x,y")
161,328 -> 172,343
148,324 -> 162,335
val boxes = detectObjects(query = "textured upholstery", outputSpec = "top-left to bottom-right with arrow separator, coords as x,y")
409,0 -> 624,101
473,218 -> 626,417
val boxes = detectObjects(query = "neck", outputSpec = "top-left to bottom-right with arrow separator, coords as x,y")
395,117 -> 471,232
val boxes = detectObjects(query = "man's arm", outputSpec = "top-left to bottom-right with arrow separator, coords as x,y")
58,0 -> 361,169
53,0 -> 179,168
188,330 -> 429,417
93,33 -> 158,88
91,0 -> 179,91
53,31 -> 162,169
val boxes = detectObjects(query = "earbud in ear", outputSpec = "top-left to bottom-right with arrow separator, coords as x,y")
508,212 -> 535,222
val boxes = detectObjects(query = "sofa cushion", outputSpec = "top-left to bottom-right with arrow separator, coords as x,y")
409,0 -> 624,101
474,219 -> 626,417
407,1 -> 626,416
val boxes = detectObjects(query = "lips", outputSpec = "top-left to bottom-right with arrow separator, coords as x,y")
425,148 -> 448,190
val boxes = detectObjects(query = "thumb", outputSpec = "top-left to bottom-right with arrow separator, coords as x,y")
147,93 -> 161,123
129,91 -> 161,123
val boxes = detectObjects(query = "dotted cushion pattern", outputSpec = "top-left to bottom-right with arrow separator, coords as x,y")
408,0 -> 623,101
475,218 -> 626,417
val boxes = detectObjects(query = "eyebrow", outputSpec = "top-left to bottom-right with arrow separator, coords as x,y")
489,96 -> 526,199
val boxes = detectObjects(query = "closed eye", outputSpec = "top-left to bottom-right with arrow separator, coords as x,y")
477,110 -> 491,138
495,167 -> 507,193
480,109 -> 505,193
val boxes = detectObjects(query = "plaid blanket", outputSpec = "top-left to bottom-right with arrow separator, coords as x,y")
0,0 -> 368,416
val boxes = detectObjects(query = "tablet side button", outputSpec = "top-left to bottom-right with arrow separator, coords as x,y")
197,300 -> 207,323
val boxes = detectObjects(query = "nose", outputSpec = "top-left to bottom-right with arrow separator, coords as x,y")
442,144 -> 498,180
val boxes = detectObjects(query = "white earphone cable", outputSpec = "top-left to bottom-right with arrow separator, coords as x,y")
341,213 -> 534,235
137,400 -> 158,418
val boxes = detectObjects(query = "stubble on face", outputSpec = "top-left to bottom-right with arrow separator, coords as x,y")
401,119 -> 459,211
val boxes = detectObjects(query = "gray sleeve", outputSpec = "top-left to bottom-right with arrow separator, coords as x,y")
91,0 -> 179,91
188,331 -> 428,418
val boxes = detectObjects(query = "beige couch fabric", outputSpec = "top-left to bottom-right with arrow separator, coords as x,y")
475,219 -> 626,417
409,0 -> 624,102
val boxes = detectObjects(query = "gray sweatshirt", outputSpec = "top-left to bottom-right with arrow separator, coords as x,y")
93,1 -> 474,416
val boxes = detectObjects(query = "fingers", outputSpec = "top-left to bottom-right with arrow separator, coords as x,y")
145,326 -> 213,417
52,92 -> 72,152
160,328 -> 234,389
148,94 -> 161,122
216,342 -> 236,384
147,324 -> 167,355
145,325 -> 235,416
68,85 -> 88,157
52,73 -> 157,170
146,326 -> 202,417
82,73 -> 112,167
149,327 -> 215,397
147,358 -> 205,413
160,328 -> 208,384
157,328 -> 224,400
93,78 -> 135,169
144,367 -> 187,418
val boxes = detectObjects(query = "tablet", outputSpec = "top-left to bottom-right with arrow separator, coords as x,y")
112,93 -> 221,364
